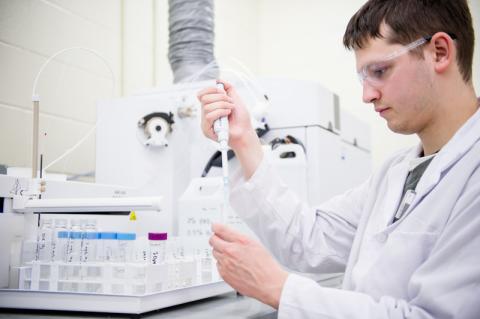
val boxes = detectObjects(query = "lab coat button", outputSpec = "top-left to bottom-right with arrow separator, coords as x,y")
377,233 -> 388,243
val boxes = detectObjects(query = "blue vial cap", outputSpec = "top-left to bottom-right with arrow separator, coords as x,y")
100,232 -> 117,240
58,231 -> 69,239
84,232 -> 99,240
117,233 -> 136,241
69,231 -> 82,239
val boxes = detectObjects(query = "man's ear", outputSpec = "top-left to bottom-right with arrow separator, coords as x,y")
431,32 -> 455,75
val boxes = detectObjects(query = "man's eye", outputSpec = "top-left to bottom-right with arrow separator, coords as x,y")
370,65 -> 389,79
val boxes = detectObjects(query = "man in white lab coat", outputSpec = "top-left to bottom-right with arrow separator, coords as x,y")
197,0 -> 479,317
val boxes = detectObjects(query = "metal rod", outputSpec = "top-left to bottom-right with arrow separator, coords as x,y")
32,100 -> 40,178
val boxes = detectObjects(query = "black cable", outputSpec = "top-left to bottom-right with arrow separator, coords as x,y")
201,123 -> 270,177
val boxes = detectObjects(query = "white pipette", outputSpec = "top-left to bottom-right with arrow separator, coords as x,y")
213,83 -> 230,210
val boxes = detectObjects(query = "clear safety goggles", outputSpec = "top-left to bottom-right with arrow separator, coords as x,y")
357,36 -> 431,87
357,33 -> 457,87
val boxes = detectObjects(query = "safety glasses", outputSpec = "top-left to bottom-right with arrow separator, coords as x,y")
357,33 -> 457,87
357,36 -> 432,87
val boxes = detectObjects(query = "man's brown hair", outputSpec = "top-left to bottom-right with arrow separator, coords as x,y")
343,0 -> 475,83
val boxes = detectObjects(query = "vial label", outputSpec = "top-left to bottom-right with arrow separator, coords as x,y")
151,251 -> 160,264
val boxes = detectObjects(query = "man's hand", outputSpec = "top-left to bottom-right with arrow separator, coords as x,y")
197,80 -> 254,151
197,80 -> 264,179
209,223 -> 289,309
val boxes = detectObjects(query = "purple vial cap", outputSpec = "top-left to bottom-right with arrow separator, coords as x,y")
148,232 -> 167,240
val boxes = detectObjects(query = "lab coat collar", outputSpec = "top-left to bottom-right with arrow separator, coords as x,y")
381,107 -> 480,229
415,106 -> 480,197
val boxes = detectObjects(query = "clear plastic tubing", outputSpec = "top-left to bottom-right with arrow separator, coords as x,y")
99,232 -> 117,262
117,233 -> 136,263
149,232 -> 167,265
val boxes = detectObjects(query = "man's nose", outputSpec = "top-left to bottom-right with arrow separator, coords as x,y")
362,81 -> 381,104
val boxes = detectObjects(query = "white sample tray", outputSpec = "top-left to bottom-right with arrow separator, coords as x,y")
0,281 -> 233,314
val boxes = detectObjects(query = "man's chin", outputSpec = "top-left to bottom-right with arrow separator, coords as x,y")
387,122 -> 416,135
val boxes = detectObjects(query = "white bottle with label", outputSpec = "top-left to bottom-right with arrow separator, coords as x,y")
149,233 -> 167,264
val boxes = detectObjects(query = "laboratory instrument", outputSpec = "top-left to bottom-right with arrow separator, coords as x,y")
0,77 -> 371,314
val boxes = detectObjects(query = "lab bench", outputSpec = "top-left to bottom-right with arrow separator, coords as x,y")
0,291 -> 277,319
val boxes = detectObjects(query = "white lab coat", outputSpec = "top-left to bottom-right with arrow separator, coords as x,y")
229,108 -> 480,318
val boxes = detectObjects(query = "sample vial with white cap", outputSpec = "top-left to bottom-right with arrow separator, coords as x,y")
149,233 -> 167,264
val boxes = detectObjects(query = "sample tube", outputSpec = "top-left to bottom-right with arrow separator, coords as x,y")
66,219 -> 83,263
117,233 -> 136,263
52,219 -> 68,262
80,219 -> 98,263
36,218 -> 53,262
134,236 -> 149,264
56,231 -> 69,263
149,233 -> 167,265
99,232 -> 117,262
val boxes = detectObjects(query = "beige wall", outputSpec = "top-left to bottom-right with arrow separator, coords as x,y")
0,0 -> 479,176
0,0 -> 121,176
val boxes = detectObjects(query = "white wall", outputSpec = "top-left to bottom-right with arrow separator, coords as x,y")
0,0 -> 121,176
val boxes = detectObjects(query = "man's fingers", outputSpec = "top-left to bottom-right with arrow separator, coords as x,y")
216,79 -> 234,94
209,234 -> 231,253
199,93 -> 233,105
197,87 -> 218,100
197,80 -> 234,102
212,223 -> 246,243
203,101 -> 234,114
212,248 -> 223,261
204,109 -> 232,125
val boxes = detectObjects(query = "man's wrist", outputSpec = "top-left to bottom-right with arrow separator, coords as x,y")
231,130 -> 263,180
264,271 -> 289,309
231,129 -> 260,153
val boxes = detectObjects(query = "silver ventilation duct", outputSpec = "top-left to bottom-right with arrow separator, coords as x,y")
168,0 -> 219,83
